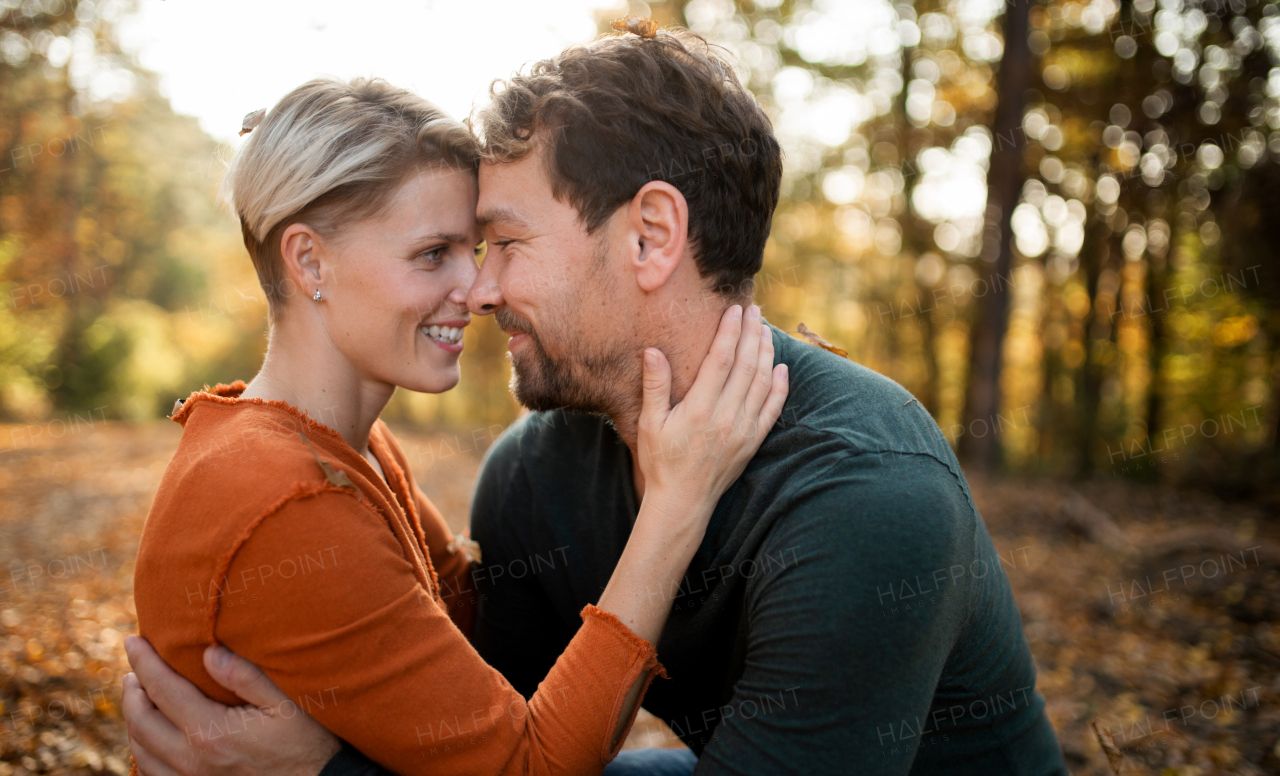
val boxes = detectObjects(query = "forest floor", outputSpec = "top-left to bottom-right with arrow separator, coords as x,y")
0,420 -> 1275,775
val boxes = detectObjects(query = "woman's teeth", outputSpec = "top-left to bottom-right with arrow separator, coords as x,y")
424,325 -> 463,345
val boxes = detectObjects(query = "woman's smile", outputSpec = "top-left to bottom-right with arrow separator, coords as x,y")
422,319 -> 468,353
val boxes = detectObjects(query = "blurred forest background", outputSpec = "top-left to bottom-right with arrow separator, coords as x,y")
2,1 -> 1280,774
3,0 -> 1280,498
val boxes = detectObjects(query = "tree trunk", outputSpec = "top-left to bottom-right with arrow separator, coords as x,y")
1143,228 -> 1169,465
1077,211 -> 1113,476
56,76 -> 83,411
897,28 -> 938,411
960,0 -> 1036,471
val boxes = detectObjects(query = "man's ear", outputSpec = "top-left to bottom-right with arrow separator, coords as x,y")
279,223 -> 323,301
627,181 -> 689,293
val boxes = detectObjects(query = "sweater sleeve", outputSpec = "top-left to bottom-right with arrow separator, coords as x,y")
212,490 -> 663,776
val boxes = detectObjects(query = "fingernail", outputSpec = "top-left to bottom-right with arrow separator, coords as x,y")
780,364 -> 789,381
749,305 -> 761,320
124,635 -> 138,655
208,645 -> 232,670
732,304 -> 743,319
644,349 -> 659,370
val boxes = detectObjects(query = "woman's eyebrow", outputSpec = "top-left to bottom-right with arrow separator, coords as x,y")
406,231 -> 471,244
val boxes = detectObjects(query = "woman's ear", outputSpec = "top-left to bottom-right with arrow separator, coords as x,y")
279,223 -> 322,302
628,181 -> 689,293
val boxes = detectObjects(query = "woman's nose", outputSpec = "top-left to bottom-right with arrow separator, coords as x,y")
448,254 -> 480,307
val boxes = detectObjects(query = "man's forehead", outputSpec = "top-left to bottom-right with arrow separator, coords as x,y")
476,156 -> 551,228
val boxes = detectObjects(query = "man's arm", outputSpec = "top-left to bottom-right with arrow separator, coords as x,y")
693,453 -> 975,775
122,636 -> 383,776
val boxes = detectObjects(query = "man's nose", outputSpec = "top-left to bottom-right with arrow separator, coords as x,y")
467,258 -> 503,315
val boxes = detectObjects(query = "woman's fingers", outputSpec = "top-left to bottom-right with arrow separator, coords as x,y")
717,305 -> 764,412
685,304 -> 743,414
756,363 -> 789,441
740,320 -> 777,422
638,347 -> 673,439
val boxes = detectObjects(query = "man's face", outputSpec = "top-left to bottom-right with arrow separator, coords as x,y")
469,150 -> 641,415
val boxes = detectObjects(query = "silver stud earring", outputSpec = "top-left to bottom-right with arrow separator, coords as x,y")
313,290 -> 322,302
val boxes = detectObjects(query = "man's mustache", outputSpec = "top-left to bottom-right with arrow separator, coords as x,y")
495,308 -> 535,337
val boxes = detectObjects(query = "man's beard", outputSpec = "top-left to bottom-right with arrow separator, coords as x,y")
495,307 -> 637,417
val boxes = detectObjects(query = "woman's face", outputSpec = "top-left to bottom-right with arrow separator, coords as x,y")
314,166 -> 482,394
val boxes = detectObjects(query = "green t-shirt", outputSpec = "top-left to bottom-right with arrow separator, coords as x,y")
469,323 -> 1068,775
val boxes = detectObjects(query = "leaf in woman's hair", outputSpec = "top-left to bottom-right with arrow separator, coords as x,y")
796,322 -> 849,358
610,15 -> 659,38
1090,721 -> 1125,775
297,433 -> 358,492
239,108 -> 266,137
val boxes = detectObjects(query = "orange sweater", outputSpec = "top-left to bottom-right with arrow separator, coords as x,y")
133,383 -> 664,775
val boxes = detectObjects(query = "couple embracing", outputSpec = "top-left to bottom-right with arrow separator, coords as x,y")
123,22 -> 1067,776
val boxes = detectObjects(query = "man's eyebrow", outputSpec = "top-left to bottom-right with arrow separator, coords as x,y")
476,207 -> 528,229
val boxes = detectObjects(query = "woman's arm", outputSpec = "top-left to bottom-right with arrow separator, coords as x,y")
202,489 -> 657,776
599,304 -> 785,647
590,304 -> 786,749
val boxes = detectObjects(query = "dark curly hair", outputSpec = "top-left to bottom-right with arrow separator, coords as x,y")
476,29 -> 783,297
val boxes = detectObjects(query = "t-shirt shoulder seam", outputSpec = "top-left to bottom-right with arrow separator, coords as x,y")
783,420 -> 979,514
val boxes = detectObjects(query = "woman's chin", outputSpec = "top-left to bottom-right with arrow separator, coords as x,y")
401,366 -> 461,395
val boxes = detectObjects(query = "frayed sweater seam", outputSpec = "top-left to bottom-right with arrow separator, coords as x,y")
205,482 -> 364,647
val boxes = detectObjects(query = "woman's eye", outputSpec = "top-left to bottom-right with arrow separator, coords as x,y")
419,247 -> 446,266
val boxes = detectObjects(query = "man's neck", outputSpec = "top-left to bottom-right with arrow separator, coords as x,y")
610,291 -> 741,500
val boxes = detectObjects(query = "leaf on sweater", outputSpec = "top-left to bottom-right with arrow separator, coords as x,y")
1090,721 -> 1125,775
796,322 -> 849,358
611,15 -> 659,38
296,433 -> 358,492
447,531 -> 483,565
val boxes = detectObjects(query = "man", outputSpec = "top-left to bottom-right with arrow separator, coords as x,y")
123,28 -> 1067,776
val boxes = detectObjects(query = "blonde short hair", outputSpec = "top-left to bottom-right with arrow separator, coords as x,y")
220,77 -> 477,317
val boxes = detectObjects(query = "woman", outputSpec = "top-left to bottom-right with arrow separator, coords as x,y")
126,77 -> 787,776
